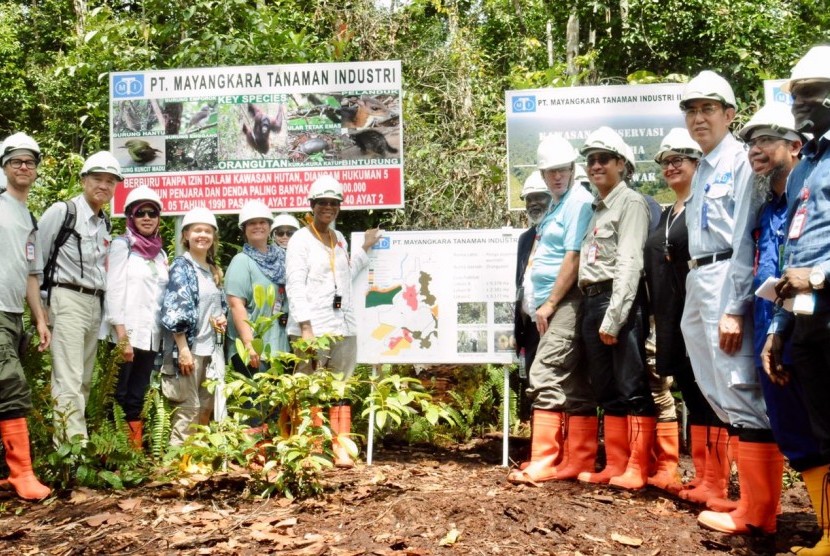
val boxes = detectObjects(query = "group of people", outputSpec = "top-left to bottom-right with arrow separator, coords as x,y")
511,45 -> 830,553
0,145 -> 379,500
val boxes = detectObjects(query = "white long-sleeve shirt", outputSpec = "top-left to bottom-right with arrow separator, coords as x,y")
285,227 -> 369,337
104,236 -> 169,351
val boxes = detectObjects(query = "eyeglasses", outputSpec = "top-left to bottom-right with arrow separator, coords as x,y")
7,159 -> 37,169
683,103 -> 723,119
543,166 -> 572,176
659,156 -> 692,170
586,153 -> 617,167
273,229 -> 294,238
134,209 -> 160,218
748,135 -> 785,149
315,199 -> 341,208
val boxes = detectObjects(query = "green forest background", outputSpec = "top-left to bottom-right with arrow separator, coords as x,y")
2,0 -> 828,263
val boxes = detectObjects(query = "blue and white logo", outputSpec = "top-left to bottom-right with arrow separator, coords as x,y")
772,86 -> 793,106
374,236 -> 391,250
112,74 -> 145,98
512,95 -> 536,113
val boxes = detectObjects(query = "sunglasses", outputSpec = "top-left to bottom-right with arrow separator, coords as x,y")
586,153 -> 617,166
315,199 -> 341,207
134,208 -> 160,218
273,230 -> 294,238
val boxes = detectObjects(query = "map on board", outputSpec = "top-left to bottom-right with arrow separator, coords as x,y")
353,229 -> 522,365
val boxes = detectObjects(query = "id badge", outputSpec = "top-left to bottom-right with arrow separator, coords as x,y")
587,242 -> 598,264
789,206 -> 807,239
26,242 -> 35,261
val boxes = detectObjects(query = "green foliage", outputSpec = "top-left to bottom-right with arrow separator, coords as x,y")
141,376 -> 173,461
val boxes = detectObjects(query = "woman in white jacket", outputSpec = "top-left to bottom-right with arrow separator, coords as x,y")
105,186 -> 168,449
286,175 -> 380,468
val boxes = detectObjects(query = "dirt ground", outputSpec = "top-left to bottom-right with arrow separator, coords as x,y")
0,436 -> 821,556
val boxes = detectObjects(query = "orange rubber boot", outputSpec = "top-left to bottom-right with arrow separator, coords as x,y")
648,421 -> 683,492
0,418 -> 51,500
610,415 -> 657,490
507,410 -> 563,484
698,440 -> 783,534
127,420 -> 143,451
683,424 -> 708,490
578,415 -> 629,484
790,465 -> 830,555
680,426 -> 730,505
330,405 -> 355,469
554,415 -> 599,480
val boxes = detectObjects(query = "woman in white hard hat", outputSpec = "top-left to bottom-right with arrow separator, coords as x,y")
271,213 -> 300,250
642,129 -> 718,495
160,207 -> 227,445
226,201 -> 291,385
104,186 -> 169,450
285,175 -> 381,468
576,126 -> 656,490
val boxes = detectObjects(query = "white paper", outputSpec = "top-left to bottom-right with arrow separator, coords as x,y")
754,276 -> 815,314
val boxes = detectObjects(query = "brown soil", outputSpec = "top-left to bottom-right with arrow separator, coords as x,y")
0,437 -> 820,556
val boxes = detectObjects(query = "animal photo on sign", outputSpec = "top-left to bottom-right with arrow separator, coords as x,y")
217,102 -> 288,161
113,136 -> 166,170
112,99 -> 164,134
166,138 -> 218,172
335,94 -> 401,161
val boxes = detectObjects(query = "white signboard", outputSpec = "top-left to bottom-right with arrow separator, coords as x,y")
764,78 -> 791,107
506,83 -> 686,210
353,229 -> 522,364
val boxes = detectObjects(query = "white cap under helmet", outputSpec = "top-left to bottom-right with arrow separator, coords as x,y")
781,45 -> 830,94
520,171 -> 550,200
271,212 -> 300,232
738,103 -> 805,143
581,126 -> 635,168
654,128 -> 703,162
536,135 -> 579,170
1,133 -> 41,166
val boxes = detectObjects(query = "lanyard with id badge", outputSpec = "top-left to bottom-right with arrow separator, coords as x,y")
788,186 -> 810,240
587,227 -> 599,264
310,223 -> 342,309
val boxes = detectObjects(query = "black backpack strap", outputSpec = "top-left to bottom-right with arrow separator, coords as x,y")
42,200 -> 80,303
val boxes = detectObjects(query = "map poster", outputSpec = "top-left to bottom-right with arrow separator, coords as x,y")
352,229 -> 523,365
109,60 -> 402,216
505,83 -> 686,210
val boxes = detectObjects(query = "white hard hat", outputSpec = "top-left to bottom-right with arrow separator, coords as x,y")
654,128 -> 703,162
738,103 -> 805,143
238,200 -> 274,230
307,175 -> 343,201
536,135 -> 578,170
580,126 -> 634,167
573,164 -> 589,186
781,45 -> 830,94
520,171 -> 550,200
182,206 -> 217,230
680,70 -> 737,110
81,151 -> 124,181
1,133 -> 41,166
124,185 -> 162,215
271,212 -> 300,232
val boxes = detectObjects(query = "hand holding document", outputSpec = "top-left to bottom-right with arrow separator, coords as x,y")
755,277 -> 815,315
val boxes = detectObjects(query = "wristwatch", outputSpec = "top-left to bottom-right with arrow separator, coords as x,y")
809,266 -> 826,290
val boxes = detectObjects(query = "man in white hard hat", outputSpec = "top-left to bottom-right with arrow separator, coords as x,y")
0,133 -> 52,499
763,44 -> 830,555
678,71 -> 774,534
507,135 -> 595,485
575,127 -> 655,490
39,151 -> 121,445
698,102 -> 813,534
512,171 -> 551,424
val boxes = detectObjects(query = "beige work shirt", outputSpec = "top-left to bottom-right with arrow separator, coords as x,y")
578,182 -> 649,337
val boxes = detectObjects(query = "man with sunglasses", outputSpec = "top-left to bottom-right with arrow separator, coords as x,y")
763,45 -> 830,555
678,71 -> 777,535
39,151 -> 121,446
0,133 -> 51,499
576,126 -> 656,490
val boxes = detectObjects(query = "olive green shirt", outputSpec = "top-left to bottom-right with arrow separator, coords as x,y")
578,182 -> 649,337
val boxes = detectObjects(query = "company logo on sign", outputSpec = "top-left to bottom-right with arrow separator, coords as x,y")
772,86 -> 793,106
113,75 -> 145,98
512,96 -> 536,113
374,236 -> 391,250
